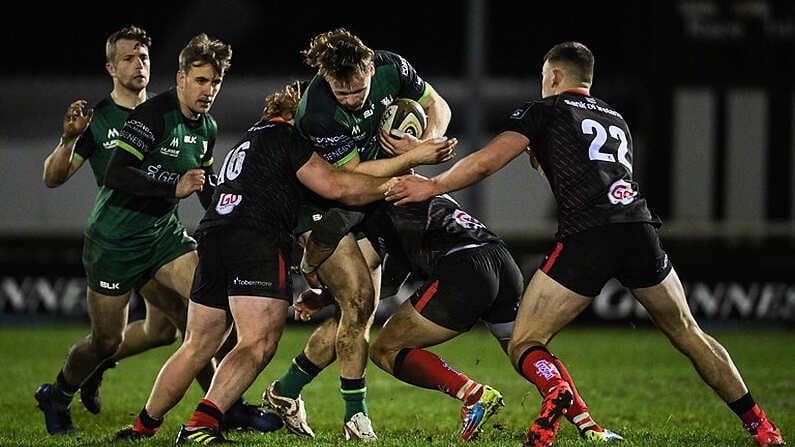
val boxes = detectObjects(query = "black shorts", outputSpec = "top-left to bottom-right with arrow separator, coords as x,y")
294,201 -> 367,241
190,227 -> 293,310
408,242 -> 523,332
540,222 -> 672,296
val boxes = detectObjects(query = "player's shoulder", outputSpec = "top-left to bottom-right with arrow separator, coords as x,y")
93,96 -> 115,111
127,89 -> 172,118
373,50 -> 411,70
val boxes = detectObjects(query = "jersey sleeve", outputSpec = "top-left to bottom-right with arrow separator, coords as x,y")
201,116 -> 217,168
297,111 -> 358,167
72,129 -> 96,163
115,104 -> 164,160
286,131 -> 315,172
504,100 -> 547,141
379,51 -> 428,102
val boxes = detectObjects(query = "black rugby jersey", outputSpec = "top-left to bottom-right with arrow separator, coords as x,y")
321,195 -> 502,277
505,90 -> 659,239
197,119 -> 314,252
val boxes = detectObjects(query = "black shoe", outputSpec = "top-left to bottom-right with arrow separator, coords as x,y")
175,425 -> 233,444
80,360 -> 117,414
115,425 -> 155,441
34,383 -> 74,435
220,401 -> 283,433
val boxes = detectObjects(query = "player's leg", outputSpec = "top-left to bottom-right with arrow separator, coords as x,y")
371,244 -> 510,441
323,233 -> 378,440
120,299 -> 232,440
508,269 -> 591,447
119,281 -> 184,356
36,288 -> 131,434
80,281 -> 181,414
152,251 -> 219,392
632,268 -> 784,446
180,295 -> 288,442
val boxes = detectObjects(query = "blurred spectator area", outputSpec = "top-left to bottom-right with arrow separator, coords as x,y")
1,0 -> 794,246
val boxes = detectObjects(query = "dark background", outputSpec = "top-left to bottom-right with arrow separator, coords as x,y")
8,0 -> 794,216
11,1 -> 790,80
2,1 -> 794,322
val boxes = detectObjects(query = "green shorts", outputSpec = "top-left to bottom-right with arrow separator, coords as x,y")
82,222 -> 197,296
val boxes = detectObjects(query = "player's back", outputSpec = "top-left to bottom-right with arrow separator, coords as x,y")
198,120 -> 314,251
508,91 -> 657,238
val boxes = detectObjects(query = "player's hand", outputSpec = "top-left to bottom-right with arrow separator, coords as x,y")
384,173 -> 437,205
175,169 -> 205,198
293,287 -> 333,321
405,137 -> 457,166
62,100 -> 94,142
379,129 -> 420,156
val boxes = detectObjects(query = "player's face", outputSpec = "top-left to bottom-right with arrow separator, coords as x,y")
327,65 -> 374,112
177,62 -> 224,119
111,39 -> 150,93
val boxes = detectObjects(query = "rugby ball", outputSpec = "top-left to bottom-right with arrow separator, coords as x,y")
380,98 -> 427,138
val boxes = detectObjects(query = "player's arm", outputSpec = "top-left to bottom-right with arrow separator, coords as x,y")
195,141 -> 217,209
419,83 -> 451,140
105,145 -> 206,199
43,100 -> 93,187
297,152 -> 395,205
385,130 -> 529,205
379,85 -> 451,157
346,137 -> 458,177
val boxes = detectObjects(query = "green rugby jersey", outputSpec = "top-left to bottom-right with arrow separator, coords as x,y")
295,50 -> 430,166
86,88 -> 215,244
74,95 -> 141,187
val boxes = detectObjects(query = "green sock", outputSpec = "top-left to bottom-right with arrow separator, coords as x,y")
341,377 -> 367,421
276,354 -> 318,399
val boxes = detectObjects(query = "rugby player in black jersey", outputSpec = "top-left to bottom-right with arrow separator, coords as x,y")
114,82 -> 454,444
385,41 -> 785,447
293,190 -> 623,443
263,27 -> 455,441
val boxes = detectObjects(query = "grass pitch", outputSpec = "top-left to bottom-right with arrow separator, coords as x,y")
1,322 -> 792,446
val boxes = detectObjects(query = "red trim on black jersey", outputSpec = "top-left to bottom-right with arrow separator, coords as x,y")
414,280 -> 439,312
563,88 -> 590,96
541,242 -> 564,273
278,251 -> 286,294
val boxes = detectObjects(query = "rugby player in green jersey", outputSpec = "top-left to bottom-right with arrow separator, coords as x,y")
38,24 -> 207,425
264,27 -> 454,441
37,32 -> 279,437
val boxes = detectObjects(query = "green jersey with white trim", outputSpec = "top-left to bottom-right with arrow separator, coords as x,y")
86,88 -> 215,244
295,50 -> 429,166
74,95 -> 141,187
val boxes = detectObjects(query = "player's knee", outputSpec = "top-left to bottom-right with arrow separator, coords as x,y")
91,334 -> 123,359
150,325 -> 179,347
240,337 -> 279,370
368,340 -> 392,373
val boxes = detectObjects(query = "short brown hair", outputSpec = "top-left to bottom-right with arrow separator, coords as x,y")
544,41 -> 594,84
301,28 -> 373,82
105,25 -> 151,64
178,33 -> 232,76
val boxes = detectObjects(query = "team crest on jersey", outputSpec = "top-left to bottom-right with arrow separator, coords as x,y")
453,209 -> 485,229
607,179 -> 638,205
510,105 -> 529,120
216,193 -> 242,215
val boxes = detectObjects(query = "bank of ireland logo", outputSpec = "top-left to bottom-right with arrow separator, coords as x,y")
608,179 -> 637,205
216,193 -> 242,215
